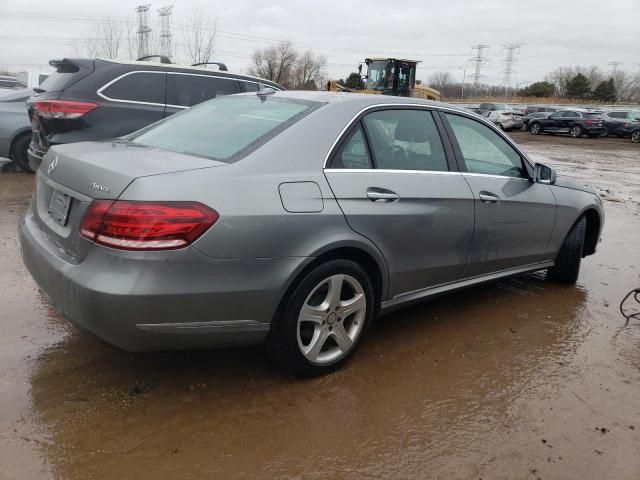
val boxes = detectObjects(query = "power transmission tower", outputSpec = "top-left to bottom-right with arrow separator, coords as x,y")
158,5 -> 173,60
608,61 -> 622,76
501,44 -> 521,96
469,45 -> 489,95
136,4 -> 152,59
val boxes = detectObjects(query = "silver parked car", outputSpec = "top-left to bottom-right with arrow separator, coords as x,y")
19,91 -> 604,376
0,88 -> 32,172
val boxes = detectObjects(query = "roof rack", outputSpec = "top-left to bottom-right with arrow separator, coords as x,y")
137,55 -> 172,64
191,62 -> 228,71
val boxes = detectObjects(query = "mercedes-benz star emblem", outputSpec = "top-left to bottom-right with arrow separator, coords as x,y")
47,156 -> 58,175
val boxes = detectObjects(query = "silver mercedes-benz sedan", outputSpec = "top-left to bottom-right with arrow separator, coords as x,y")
19,91 -> 604,376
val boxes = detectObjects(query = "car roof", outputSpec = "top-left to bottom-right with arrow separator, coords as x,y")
99,58 -> 282,85
259,90 -> 468,111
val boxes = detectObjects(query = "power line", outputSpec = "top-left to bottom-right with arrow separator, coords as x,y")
469,44 -> 489,93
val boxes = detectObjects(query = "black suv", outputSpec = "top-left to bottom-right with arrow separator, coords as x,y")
601,110 -> 640,137
27,58 -> 283,170
528,109 -> 605,138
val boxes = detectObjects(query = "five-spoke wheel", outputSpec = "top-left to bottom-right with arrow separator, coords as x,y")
267,259 -> 374,376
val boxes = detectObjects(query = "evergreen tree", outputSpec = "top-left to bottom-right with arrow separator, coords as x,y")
345,72 -> 365,90
520,81 -> 555,97
565,73 -> 590,98
592,79 -> 616,102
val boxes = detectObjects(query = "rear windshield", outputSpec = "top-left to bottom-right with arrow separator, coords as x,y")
586,113 -> 603,119
130,95 -> 318,162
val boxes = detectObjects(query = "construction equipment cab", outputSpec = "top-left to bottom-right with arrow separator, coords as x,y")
364,58 -> 417,97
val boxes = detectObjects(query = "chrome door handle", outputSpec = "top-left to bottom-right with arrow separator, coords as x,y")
367,188 -> 399,202
479,192 -> 500,203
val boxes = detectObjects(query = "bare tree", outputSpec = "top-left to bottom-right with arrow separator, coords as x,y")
74,18 -> 125,59
291,50 -> 327,89
249,41 -> 298,87
429,71 -> 454,94
182,12 -> 217,65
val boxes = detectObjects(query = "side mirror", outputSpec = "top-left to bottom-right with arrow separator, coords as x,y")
534,163 -> 556,185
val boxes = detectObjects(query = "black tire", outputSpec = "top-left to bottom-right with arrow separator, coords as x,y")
530,122 -> 542,135
11,134 -> 33,173
547,216 -> 586,284
266,259 -> 375,377
570,125 -> 583,138
632,130 -> 640,144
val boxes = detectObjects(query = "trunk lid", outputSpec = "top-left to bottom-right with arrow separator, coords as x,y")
35,141 -> 223,261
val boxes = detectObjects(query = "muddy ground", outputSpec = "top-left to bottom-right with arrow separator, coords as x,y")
0,134 -> 639,480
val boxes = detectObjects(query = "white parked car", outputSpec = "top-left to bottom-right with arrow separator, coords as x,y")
485,110 -> 524,131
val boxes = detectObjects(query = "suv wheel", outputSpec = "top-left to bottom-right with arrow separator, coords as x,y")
267,259 -> 374,376
11,134 -> 33,173
632,130 -> 640,143
570,125 -> 583,138
547,217 -> 586,284
530,123 -> 541,135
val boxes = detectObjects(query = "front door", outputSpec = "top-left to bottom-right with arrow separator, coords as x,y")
324,108 -> 475,298
440,112 -> 557,278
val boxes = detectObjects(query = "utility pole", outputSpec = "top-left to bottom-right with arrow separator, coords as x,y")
469,45 -> 489,95
501,43 -> 521,97
158,5 -> 173,61
136,4 -> 152,59
460,67 -> 467,100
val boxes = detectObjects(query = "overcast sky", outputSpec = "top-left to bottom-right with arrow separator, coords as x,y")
1,0 -> 638,86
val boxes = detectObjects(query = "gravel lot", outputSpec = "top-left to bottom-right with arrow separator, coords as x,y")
0,133 -> 639,479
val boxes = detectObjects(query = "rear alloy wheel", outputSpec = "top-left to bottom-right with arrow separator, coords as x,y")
632,130 -> 640,143
547,216 -> 586,284
530,123 -> 542,135
267,259 -> 374,376
570,125 -> 583,138
11,134 -> 33,173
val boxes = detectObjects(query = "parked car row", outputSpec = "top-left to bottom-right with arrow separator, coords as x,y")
521,107 -> 640,142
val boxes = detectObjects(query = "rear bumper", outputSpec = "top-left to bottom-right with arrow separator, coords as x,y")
27,147 -> 45,171
19,206 -> 311,351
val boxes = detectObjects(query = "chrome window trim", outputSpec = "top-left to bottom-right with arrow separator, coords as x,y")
324,168 -> 461,176
462,172 -> 530,182
322,102 -> 536,174
97,70 -> 281,107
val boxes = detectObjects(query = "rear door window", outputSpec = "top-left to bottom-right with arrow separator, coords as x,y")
166,73 -> 238,107
363,109 -> 448,172
101,72 -> 166,104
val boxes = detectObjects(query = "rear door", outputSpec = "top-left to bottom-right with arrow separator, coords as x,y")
324,107 -> 475,298
97,71 -> 166,136
164,72 -> 239,116
440,112 -> 556,278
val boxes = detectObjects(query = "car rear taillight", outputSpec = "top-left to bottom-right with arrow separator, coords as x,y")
585,119 -> 601,125
80,200 -> 218,251
33,100 -> 98,119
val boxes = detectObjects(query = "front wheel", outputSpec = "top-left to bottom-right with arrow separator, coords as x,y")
632,130 -> 640,143
570,125 -> 583,138
547,217 -> 586,284
266,259 -> 374,376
